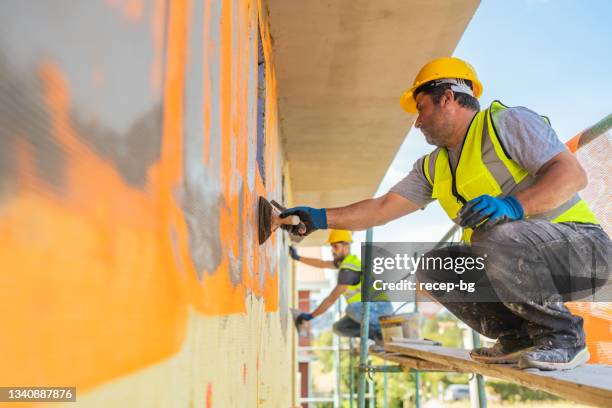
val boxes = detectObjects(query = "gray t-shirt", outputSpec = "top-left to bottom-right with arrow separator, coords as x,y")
389,106 -> 567,207
337,268 -> 361,285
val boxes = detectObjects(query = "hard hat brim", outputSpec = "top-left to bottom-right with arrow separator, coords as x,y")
400,90 -> 417,114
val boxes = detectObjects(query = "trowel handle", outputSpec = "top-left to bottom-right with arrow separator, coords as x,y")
269,200 -> 301,228
279,215 -> 300,226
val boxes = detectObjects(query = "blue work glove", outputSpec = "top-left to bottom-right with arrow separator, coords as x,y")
289,246 -> 300,261
280,206 -> 327,236
458,194 -> 524,229
295,313 -> 314,327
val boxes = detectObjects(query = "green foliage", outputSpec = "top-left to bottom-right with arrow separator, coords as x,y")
486,380 -> 563,402
422,312 -> 464,348
313,330 -> 334,371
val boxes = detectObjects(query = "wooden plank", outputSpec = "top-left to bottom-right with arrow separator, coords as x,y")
385,342 -> 612,408
370,349 -> 459,372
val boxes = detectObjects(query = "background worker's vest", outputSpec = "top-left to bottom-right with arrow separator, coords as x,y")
423,100 -> 599,242
339,254 -> 389,303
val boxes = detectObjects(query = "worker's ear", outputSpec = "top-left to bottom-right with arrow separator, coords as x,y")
441,89 -> 454,107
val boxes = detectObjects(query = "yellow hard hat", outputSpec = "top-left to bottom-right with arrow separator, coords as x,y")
327,229 -> 352,244
400,57 -> 483,114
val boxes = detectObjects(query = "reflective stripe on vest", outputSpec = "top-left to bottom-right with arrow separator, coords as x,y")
423,100 -> 599,243
339,254 -> 363,303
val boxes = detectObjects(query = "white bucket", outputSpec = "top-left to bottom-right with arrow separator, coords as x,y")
379,313 -> 421,344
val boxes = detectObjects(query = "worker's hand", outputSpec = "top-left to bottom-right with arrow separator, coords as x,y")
289,246 -> 300,261
458,195 -> 524,229
280,206 -> 327,236
295,313 -> 314,327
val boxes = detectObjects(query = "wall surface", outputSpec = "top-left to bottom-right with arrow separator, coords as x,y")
0,0 -> 293,406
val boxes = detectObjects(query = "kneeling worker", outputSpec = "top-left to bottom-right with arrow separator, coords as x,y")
292,229 -> 393,341
281,57 -> 611,370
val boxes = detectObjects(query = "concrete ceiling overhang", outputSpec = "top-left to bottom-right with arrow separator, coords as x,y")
267,0 -> 479,245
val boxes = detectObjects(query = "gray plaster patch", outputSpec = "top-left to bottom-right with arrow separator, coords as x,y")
0,56 -> 61,198
73,105 -> 163,187
180,0 -> 224,279
178,169 -> 223,279
0,1 -> 164,190
207,0 -> 222,182
225,181 -> 245,286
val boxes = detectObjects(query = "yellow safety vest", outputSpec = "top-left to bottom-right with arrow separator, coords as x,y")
423,100 -> 599,243
339,254 -> 389,303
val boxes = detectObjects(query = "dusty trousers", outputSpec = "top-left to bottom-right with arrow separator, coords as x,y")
416,219 -> 612,349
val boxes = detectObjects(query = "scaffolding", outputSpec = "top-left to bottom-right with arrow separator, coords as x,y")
354,227 -> 487,408
353,113 -> 612,408
297,113 -> 611,407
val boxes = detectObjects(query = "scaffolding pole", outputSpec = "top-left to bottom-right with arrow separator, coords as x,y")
335,298 -> 342,408
349,337 -> 355,408
471,331 -> 488,408
357,228 -> 374,407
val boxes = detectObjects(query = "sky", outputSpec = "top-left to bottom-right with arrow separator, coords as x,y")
348,0 -> 612,250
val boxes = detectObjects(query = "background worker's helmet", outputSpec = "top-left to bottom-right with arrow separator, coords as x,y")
327,229 -> 352,244
400,57 -> 483,114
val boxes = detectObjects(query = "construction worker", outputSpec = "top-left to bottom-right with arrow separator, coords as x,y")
292,229 -> 393,342
281,57 -> 611,370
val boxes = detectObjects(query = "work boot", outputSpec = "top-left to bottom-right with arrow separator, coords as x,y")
470,339 -> 534,364
518,345 -> 589,371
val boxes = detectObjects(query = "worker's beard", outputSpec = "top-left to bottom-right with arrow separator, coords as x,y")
421,111 -> 454,147
333,254 -> 345,268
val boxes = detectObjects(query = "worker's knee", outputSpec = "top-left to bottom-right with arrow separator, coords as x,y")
332,318 -> 359,338
332,320 -> 350,337
345,302 -> 362,321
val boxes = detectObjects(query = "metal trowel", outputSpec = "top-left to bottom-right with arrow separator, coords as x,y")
258,196 -> 305,245
291,308 -> 310,336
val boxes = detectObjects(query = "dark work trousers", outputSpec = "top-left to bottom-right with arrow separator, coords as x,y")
416,220 -> 611,349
